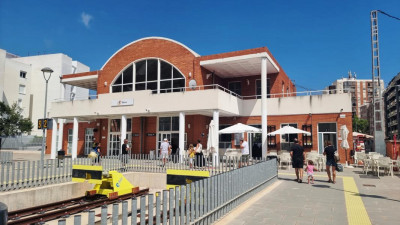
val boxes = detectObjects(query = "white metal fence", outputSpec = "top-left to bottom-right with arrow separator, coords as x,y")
57,159 -> 278,225
0,136 -> 43,150
0,152 -> 13,164
0,154 -> 270,192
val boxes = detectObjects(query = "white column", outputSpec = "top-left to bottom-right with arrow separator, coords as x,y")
121,115 -> 127,155
57,119 -> 64,151
72,117 -> 79,159
213,110 -> 219,166
179,112 -> 185,163
261,57 -> 268,158
50,118 -> 58,159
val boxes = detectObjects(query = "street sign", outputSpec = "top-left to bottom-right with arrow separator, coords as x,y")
38,118 -> 53,130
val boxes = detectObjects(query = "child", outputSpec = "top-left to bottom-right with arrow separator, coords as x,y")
188,144 -> 195,168
306,160 -> 315,184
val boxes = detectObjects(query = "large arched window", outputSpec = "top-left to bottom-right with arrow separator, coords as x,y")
111,59 -> 186,93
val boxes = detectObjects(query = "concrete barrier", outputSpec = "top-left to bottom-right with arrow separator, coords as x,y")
0,171 -> 166,211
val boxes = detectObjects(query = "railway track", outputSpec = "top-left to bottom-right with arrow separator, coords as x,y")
8,188 -> 149,225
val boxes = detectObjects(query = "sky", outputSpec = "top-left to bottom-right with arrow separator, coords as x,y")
1,0 -> 399,91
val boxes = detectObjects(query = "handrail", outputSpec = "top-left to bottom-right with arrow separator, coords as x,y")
51,87 -> 348,103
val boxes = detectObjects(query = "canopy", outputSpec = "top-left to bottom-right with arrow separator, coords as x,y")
340,125 -> 350,149
267,125 -> 310,136
219,123 -> 262,134
353,132 -> 373,139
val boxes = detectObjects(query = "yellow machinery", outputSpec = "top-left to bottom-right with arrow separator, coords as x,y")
166,169 -> 210,189
72,165 -> 135,199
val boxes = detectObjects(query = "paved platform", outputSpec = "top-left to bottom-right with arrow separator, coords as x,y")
216,166 -> 400,225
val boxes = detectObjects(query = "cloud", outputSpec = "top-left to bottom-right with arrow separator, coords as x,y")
81,12 -> 93,28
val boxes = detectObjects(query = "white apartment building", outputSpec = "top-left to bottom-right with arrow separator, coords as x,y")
0,49 -> 90,136
327,72 -> 384,117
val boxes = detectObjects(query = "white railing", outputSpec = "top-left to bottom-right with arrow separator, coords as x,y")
55,159 -> 278,225
0,154 -> 271,192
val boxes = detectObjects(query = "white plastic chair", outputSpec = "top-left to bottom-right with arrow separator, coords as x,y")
279,153 -> 292,169
356,152 -> 366,168
376,157 -> 393,177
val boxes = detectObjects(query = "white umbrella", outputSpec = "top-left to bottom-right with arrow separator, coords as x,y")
267,125 -> 310,136
219,123 -> 262,134
340,125 -> 351,167
340,125 -> 350,149
207,120 -> 217,153
207,120 -> 218,166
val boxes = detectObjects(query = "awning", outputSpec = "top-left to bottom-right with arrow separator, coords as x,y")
200,52 -> 280,78
61,72 -> 98,90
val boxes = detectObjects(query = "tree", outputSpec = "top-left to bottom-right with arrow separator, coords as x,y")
0,102 -> 34,149
352,116 -> 369,134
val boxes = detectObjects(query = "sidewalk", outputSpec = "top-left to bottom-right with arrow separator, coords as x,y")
216,166 -> 400,225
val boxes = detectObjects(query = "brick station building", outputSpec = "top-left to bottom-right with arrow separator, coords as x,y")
46,37 -> 353,162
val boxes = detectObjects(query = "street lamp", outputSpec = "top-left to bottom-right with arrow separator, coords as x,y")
40,67 -> 53,167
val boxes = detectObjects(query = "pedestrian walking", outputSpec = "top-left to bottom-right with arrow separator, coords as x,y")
290,138 -> 305,183
323,140 -> 337,183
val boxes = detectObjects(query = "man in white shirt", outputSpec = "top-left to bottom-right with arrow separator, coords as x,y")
240,138 -> 249,167
159,138 -> 171,166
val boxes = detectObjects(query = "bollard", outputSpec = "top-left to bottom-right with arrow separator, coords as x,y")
0,202 -> 8,225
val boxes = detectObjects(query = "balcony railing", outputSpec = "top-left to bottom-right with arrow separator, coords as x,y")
52,86 -> 348,103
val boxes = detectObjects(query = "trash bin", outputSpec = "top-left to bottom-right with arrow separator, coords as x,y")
0,202 -> 7,225
58,150 -> 65,160
57,150 -> 65,167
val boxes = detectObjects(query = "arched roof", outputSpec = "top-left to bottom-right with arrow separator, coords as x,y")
101,37 -> 200,70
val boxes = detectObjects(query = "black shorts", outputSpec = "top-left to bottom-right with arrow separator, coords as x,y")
292,158 -> 304,168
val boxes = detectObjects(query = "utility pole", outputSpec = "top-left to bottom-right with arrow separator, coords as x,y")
370,10 -> 400,155
370,10 -> 386,155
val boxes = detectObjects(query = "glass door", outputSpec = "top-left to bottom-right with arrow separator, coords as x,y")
84,128 -> 94,155
67,129 -> 73,154
249,133 -> 262,158
318,123 -> 337,154
109,133 -> 120,156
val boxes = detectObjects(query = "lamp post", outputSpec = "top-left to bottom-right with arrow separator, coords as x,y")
40,67 -> 53,168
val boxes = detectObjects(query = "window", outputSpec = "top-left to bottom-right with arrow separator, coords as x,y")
110,118 -> 132,132
20,71 -> 26,78
159,116 -> 179,131
228,81 -> 242,96
111,59 -> 185,93
19,85 -> 26,94
280,123 -> 297,150
67,129 -> 73,153
219,125 -> 232,149
256,79 -> 271,98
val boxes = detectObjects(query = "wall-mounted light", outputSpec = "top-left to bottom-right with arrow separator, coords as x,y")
188,124 -> 191,129
96,123 -> 100,126
205,125 -> 209,129
246,79 -> 250,86
340,108 -> 343,113
188,72 -> 192,78
104,81 -> 107,87
206,74 -> 212,80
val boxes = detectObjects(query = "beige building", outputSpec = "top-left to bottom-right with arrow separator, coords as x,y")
327,72 -> 384,118
0,49 -> 90,136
